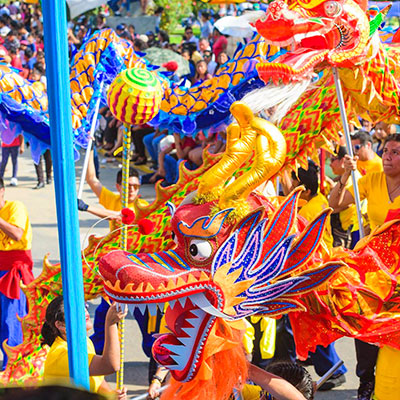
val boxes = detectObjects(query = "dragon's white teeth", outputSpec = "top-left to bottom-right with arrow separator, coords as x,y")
177,297 -> 187,307
188,307 -> 206,320
135,303 -> 147,314
177,336 -> 193,347
169,299 -> 177,309
162,342 -> 190,369
162,343 -> 184,354
147,303 -> 158,316
181,325 -> 198,337
127,304 -> 136,314
128,302 -> 165,316
170,351 -> 190,369
167,363 -> 181,371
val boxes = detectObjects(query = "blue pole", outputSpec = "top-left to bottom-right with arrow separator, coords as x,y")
41,0 -> 90,390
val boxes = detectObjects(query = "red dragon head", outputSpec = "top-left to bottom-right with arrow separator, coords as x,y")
99,102 -> 343,398
253,0 -> 371,83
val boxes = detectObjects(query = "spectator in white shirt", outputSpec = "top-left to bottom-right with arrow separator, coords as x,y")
200,12 -> 213,40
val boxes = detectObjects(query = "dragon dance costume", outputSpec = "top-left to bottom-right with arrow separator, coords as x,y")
1,1 -> 400,399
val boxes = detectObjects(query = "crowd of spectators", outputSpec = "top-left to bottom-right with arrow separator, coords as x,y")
0,3 -> 46,80
0,2 -> 52,189
84,6 -> 242,187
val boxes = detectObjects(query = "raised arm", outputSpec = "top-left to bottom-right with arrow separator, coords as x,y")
85,150 -> 103,199
89,303 -> 127,376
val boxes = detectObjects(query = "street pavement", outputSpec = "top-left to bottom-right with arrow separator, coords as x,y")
2,148 -> 359,398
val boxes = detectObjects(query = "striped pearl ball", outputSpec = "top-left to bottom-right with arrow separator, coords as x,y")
107,68 -> 162,125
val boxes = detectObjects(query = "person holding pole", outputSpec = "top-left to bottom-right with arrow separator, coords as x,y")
329,133 -> 400,399
0,177 -> 33,369
330,134 -> 400,230
42,296 -> 127,399
78,151 -> 152,360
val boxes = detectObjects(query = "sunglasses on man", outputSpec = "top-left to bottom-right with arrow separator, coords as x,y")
128,184 -> 140,190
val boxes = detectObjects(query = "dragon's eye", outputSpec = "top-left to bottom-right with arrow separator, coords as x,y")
324,1 -> 341,17
171,231 -> 178,244
189,239 -> 213,261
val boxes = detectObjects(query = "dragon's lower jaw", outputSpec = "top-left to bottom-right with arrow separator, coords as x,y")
257,48 -> 329,84
103,275 -> 224,381
106,294 -> 218,382
152,298 -> 217,382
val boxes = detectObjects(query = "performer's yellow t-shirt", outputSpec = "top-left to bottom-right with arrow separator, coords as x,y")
357,153 -> 383,176
348,172 -> 400,230
298,192 -> 333,248
0,200 -> 32,251
99,187 -> 134,212
99,187 -> 148,230
43,336 -> 103,393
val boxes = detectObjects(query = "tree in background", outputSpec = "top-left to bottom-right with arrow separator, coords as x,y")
152,0 -> 214,34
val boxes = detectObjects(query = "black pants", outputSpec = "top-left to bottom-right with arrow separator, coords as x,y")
103,123 -> 118,146
34,149 -> 52,183
355,339 -> 379,384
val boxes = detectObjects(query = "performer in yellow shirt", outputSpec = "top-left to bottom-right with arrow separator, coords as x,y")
351,131 -> 383,176
42,296 -> 127,398
328,145 -> 378,400
0,178 -> 34,369
78,150 -> 144,231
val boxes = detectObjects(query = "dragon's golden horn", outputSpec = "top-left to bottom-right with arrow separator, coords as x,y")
219,103 -> 287,211
197,102 -> 257,201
